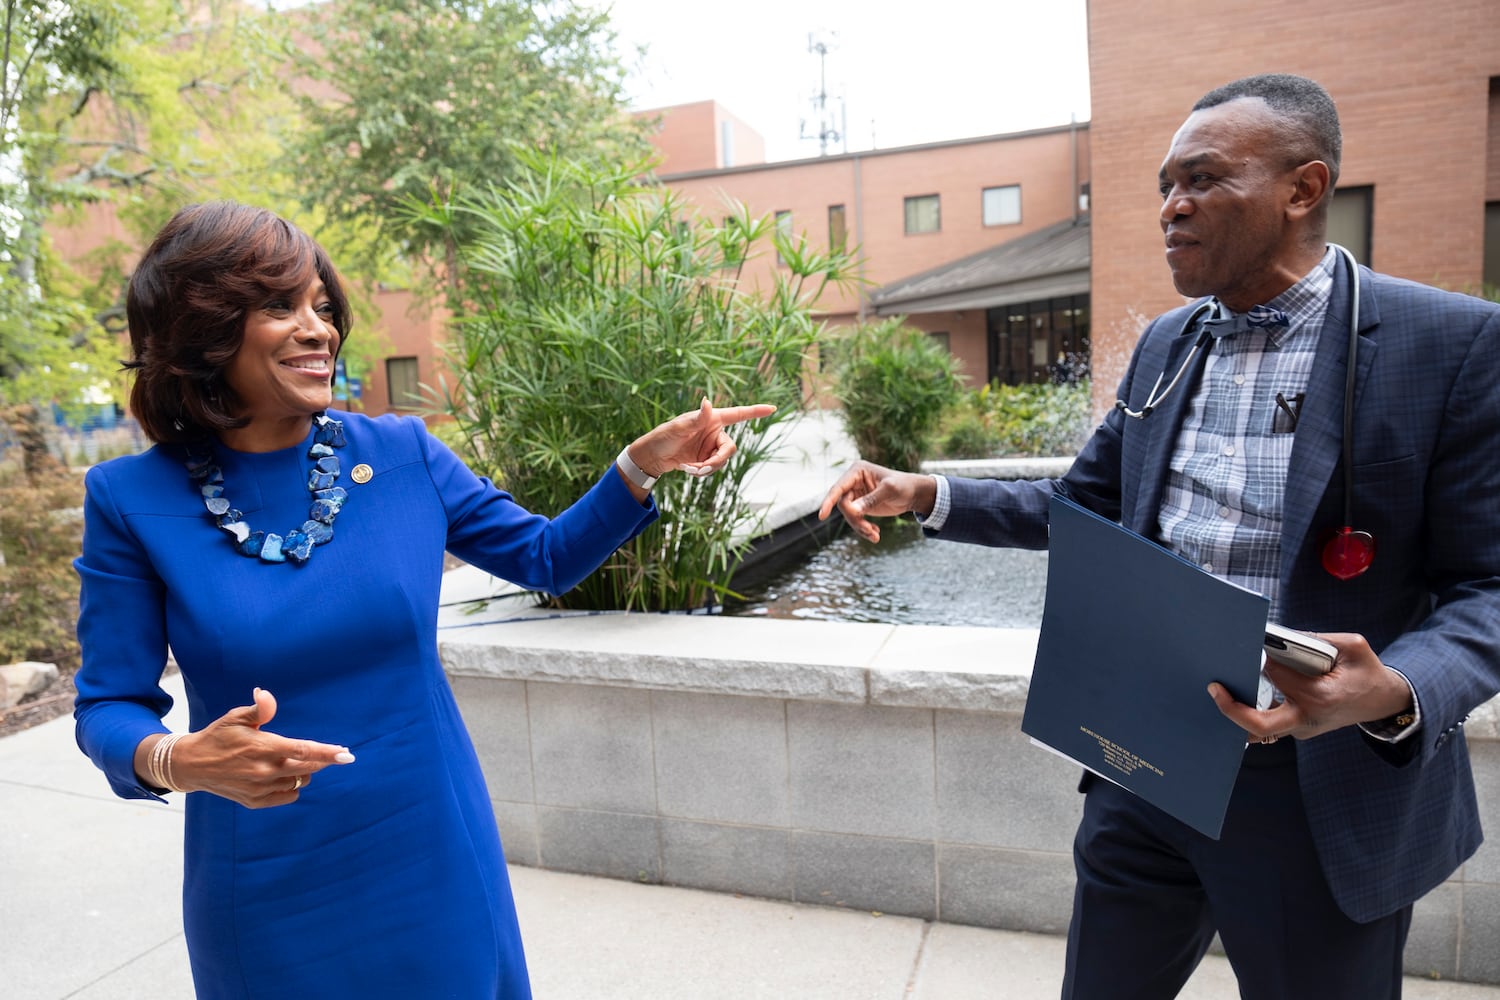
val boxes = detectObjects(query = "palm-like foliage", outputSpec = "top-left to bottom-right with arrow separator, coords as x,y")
408,152 -> 858,611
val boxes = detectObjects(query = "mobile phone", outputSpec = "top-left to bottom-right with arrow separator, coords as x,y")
1263,623 -> 1337,677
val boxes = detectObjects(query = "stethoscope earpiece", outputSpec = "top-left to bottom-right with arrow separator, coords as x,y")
1321,526 -> 1376,581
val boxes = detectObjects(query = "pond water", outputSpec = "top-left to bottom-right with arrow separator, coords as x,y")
724,519 -> 1050,628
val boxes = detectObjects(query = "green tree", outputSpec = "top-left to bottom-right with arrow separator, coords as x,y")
9,0 -> 406,413
409,151 -> 857,611
2,0 -> 132,409
286,0 -> 651,293
4,0 -> 312,410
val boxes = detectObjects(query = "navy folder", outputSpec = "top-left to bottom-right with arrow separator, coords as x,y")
1022,495 -> 1268,839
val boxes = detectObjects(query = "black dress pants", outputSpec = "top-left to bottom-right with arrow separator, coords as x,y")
1060,741 -> 1412,1000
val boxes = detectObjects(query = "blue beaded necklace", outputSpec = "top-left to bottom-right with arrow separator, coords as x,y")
185,412 -> 348,565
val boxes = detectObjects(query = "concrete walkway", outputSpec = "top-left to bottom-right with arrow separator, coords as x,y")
5,412 -> 1499,998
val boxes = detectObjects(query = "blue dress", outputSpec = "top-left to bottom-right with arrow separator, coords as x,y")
73,412 -> 657,998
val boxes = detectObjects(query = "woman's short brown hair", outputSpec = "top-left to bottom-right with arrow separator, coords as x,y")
124,201 -> 352,444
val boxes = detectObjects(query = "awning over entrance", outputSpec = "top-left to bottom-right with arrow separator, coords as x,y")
870,216 -> 1090,316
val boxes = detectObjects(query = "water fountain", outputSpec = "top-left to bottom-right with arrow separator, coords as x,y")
726,518 -> 1049,627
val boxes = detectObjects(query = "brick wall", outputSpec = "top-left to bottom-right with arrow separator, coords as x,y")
638,101 -> 721,175
636,100 -> 771,174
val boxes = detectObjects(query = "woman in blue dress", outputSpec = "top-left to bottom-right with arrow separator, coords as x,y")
72,200 -> 773,998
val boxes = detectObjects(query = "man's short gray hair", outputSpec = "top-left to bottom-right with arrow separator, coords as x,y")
1194,73 -> 1342,188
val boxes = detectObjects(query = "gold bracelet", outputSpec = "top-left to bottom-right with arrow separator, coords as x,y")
148,733 -> 186,793
148,733 -> 168,789
163,733 -> 186,794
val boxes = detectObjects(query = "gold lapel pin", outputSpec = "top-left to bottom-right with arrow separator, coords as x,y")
351,463 -> 373,484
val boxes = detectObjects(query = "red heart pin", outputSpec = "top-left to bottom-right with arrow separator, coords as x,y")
1321,527 -> 1375,580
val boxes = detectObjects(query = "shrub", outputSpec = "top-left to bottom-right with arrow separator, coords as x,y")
939,411 -> 997,459
938,380 -> 1094,459
0,406 -> 84,666
407,152 -> 857,612
831,318 -> 963,471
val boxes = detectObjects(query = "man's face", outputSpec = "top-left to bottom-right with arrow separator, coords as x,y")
1157,98 -> 1304,310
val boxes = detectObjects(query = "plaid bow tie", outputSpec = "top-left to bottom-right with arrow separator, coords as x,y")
1201,302 -> 1290,339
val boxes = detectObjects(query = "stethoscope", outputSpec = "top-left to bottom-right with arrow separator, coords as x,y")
1114,245 -> 1374,580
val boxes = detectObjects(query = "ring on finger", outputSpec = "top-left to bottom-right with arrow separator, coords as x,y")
1260,735 -> 1279,745
291,774 -> 304,791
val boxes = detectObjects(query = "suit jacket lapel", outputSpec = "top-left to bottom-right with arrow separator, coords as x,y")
1280,257 -> 1380,582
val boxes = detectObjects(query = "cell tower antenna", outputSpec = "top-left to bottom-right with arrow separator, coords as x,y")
798,30 -> 844,156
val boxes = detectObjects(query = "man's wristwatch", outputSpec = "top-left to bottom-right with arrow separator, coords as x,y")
616,446 -> 658,491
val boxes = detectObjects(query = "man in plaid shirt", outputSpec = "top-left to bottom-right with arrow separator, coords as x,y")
820,74 -> 1500,999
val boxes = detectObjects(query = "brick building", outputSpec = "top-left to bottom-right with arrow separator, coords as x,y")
647,101 -> 1092,390
643,100 -> 767,175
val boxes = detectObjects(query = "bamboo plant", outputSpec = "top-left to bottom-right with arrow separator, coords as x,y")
407,151 -> 857,611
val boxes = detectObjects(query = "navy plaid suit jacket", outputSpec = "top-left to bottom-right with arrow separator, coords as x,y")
940,260 -> 1500,922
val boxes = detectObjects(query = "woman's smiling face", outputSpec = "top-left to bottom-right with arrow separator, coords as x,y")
222,279 -> 341,440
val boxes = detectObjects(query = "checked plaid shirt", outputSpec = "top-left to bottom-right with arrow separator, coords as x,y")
1157,248 -> 1337,706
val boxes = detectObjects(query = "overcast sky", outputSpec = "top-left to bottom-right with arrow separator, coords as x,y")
590,0 -> 1093,163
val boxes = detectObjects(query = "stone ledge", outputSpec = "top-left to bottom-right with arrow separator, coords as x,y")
439,613 -> 1500,733
866,624 -> 1038,714
442,615 -> 891,704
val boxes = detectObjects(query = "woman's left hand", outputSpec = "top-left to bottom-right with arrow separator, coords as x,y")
619,398 -> 776,491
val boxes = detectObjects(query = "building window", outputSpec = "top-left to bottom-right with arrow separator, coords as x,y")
386,356 -> 421,409
928,331 -> 950,353
1484,202 -> 1500,291
720,120 -> 735,168
904,194 -> 940,234
1327,185 -> 1372,265
986,295 -> 1091,386
982,184 -> 1021,227
828,204 -> 847,252
774,209 -> 792,265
